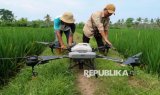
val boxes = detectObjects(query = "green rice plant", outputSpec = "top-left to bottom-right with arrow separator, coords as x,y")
0,27 -> 54,85
0,59 -> 78,95
109,28 -> 160,75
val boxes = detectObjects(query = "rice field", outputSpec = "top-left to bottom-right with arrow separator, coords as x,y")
109,28 -> 160,75
0,27 -> 54,85
1,27 -> 160,84
0,27 -> 160,95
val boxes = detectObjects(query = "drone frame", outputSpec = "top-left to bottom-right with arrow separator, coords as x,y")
0,42 -> 142,77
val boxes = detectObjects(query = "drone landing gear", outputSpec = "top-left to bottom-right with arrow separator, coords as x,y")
68,59 -> 98,78
69,59 -> 95,69
79,62 -> 83,69
31,66 -> 38,77
128,65 -> 138,77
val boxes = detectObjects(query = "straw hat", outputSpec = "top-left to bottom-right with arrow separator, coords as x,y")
105,4 -> 116,14
60,12 -> 75,23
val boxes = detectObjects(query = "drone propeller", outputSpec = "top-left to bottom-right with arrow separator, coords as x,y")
92,44 -> 112,53
123,52 -> 142,65
35,41 -> 76,53
96,52 -> 142,66
0,56 -> 27,60
0,55 -> 68,67
123,52 -> 142,76
35,41 -> 61,53
96,55 -> 124,63
35,41 -> 52,45
0,55 -> 69,76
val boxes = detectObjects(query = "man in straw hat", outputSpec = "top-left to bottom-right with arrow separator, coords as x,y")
83,4 -> 115,53
54,12 -> 76,49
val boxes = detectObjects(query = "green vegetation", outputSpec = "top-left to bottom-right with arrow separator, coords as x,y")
1,30 -> 160,95
109,28 -> 160,75
0,26 -> 160,95
0,9 -> 53,27
0,49 -> 78,95
95,57 -> 160,95
1,8 -> 160,29
0,27 -> 54,85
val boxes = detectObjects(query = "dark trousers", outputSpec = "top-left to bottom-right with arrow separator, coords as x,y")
59,30 -> 72,43
83,33 -> 105,52
54,30 -> 74,47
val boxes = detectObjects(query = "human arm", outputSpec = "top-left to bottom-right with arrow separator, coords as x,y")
54,18 -> 66,48
91,14 -> 112,46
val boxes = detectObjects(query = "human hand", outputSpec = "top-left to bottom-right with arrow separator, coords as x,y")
61,44 -> 67,49
107,42 -> 112,47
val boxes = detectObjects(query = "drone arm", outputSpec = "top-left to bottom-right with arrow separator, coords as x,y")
38,55 -> 69,64
96,55 -> 123,63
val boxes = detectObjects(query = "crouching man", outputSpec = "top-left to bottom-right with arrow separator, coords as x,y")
83,4 -> 116,53
54,12 -> 76,49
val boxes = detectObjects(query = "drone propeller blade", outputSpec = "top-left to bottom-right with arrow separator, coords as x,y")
38,55 -> 68,62
96,55 -> 123,63
35,41 -> 60,53
123,57 -> 136,65
123,52 -> 142,65
0,56 -> 27,60
92,44 -> 112,52
35,41 -> 51,45
132,52 -> 142,58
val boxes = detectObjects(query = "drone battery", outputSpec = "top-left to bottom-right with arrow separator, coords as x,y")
69,52 -> 96,59
71,43 -> 92,52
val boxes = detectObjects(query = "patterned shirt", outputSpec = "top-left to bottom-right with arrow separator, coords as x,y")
83,11 -> 110,38
53,16 -> 75,32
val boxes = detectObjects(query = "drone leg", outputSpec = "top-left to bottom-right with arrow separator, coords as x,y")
92,59 -> 98,78
133,66 -> 135,71
68,59 -> 79,69
93,64 -> 98,78
68,59 -> 72,70
83,61 -> 94,69
32,66 -> 38,77
79,61 -> 84,69
129,66 -> 135,76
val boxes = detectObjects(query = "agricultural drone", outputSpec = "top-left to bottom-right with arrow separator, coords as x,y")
0,42 -> 142,77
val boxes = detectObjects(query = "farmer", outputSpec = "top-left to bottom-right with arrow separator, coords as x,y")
83,4 -> 115,52
54,12 -> 76,49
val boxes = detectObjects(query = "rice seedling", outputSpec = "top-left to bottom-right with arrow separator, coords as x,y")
0,27 -> 54,85
109,28 -> 160,75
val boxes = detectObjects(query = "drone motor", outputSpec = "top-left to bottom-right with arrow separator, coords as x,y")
26,56 -> 39,67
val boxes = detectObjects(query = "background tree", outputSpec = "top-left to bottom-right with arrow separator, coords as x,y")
137,17 -> 142,24
156,18 -> 160,27
135,17 -> 141,27
144,18 -> 148,24
121,19 -> 124,24
125,18 -> 134,28
32,19 -> 44,28
113,19 -> 122,29
44,14 -> 52,27
150,18 -> 154,24
16,18 -> 28,27
77,22 -> 84,28
0,9 -> 14,23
